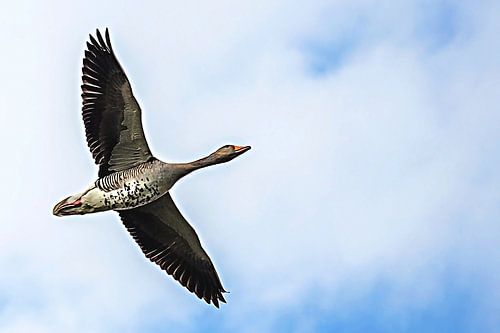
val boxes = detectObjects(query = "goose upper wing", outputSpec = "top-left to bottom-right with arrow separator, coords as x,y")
82,28 -> 153,177
118,193 -> 227,308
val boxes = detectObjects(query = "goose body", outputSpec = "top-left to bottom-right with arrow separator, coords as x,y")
58,160 -> 173,214
53,29 -> 250,308
96,160 -> 169,210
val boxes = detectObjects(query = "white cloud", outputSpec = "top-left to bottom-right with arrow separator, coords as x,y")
0,0 -> 499,332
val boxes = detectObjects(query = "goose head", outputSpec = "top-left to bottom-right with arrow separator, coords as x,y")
211,145 -> 251,163
53,194 -> 84,216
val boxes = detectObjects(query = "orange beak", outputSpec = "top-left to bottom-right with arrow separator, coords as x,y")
233,145 -> 251,154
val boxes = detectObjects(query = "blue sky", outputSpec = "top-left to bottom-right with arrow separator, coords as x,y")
0,0 -> 499,332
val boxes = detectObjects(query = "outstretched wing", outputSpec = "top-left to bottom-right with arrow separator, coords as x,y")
82,28 -> 153,177
119,193 -> 227,308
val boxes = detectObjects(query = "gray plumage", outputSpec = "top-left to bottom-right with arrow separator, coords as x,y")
53,28 -> 250,308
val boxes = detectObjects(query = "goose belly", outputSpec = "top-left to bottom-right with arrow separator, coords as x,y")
87,162 -> 177,211
99,178 -> 167,210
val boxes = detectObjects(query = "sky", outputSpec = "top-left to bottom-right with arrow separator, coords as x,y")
0,0 -> 499,332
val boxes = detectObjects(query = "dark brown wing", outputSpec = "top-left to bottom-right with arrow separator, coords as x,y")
82,28 -> 153,177
118,193 -> 227,308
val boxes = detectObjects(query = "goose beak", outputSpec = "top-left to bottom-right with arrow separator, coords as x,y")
234,145 -> 251,154
53,196 -> 82,216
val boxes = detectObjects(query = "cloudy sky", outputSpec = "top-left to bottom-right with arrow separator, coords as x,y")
0,0 -> 499,332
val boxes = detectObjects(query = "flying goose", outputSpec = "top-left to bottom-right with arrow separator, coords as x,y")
53,28 -> 250,308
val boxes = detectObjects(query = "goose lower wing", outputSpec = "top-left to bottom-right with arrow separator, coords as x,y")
118,193 -> 227,307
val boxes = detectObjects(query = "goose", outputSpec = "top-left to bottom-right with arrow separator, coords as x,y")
52,28 -> 250,308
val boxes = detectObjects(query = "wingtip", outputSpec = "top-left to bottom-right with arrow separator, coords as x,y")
105,27 -> 112,51
88,32 -> 98,47
95,28 -> 102,42
210,289 -> 227,308
96,29 -> 106,48
213,298 -> 220,308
